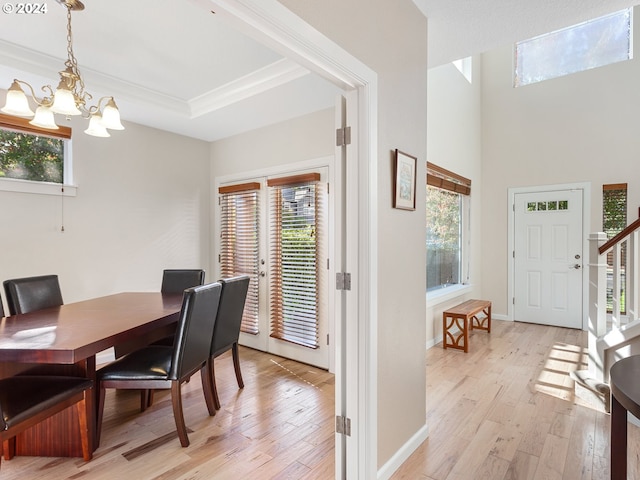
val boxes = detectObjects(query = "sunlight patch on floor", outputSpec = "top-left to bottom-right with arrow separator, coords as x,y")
534,341 -> 606,411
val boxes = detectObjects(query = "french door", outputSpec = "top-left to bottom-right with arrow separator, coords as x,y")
218,167 -> 330,369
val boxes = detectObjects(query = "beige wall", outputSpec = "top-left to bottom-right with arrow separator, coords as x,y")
0,114 -> 210,307
277,0 -> 428,468
426,56 -> 483,346
209,107 -> 334,178
481,11 -> 640,317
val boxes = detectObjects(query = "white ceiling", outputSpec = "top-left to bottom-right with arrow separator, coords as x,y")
0,0 -> 342,141
0,0 -> 637,141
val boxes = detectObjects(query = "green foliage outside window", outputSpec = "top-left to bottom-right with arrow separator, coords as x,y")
427,185 -> 462,291
603,186 -> 627,313
0,129 -> 64,183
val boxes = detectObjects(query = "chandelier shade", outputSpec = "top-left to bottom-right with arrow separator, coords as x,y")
30,106 -> 59,130
101,99 -> 125,130
0,0 -> 124,137
84,114 -> 110,137
1,81 -> 34,117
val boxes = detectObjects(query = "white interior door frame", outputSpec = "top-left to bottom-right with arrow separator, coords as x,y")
203,1 -> 379,478
507,182 -> 591,330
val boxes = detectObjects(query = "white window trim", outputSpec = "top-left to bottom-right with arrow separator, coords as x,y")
427,282 -> 473,305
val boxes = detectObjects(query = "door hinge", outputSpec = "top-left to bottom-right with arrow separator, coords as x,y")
218,254 -> 221,263
327,333 -> 330,345
336,415 -> 351,436
336,272 -> 351,291
513,297 -> 515,305
336,126 -> 351,147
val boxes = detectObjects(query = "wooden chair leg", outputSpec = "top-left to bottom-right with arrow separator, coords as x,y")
2,439 -> 14,461
147,390 -> 155,408
76,394 -> 92,461
96,385 -> 107,448
140,390 -> 150,412
201,361 -> 216,416
210,359 -> 221,410
170,381 -> 189,447
232,343 -> 244,389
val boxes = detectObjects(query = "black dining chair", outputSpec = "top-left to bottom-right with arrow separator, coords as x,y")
96,282 -> 222,448
3,275 -> 63,315
114,269 -> 206,358
203,275 -> 250,413
149,269 -> 206,348
161,269 -> 205,294
0,375 -> 93,465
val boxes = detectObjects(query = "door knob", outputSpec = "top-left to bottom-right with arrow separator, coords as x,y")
572,264 -> 581,270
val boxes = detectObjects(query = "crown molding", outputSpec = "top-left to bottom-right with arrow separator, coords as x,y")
0,39 -> 188,114
0,39 -> 311,120
188,58 -> 308,118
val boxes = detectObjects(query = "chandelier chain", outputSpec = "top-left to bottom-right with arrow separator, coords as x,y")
63,5 -> 88,109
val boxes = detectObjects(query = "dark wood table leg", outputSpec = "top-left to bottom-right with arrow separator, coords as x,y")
611,394 -> 627,480
82,355 -> 98,452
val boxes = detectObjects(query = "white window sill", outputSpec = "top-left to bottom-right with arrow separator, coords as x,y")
0,178 -> 77,196
427,283 -> 473,306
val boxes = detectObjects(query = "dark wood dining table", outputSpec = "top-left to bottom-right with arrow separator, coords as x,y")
0,292 -> 183,458
610,355 -> 640,480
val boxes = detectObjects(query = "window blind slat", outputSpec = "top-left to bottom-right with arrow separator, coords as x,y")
269,177 -> 321,350
219,188 -> 260,335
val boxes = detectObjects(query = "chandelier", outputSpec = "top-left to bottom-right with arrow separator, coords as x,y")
0,0 -> 124,137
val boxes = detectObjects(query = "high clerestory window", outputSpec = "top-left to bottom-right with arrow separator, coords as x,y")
514,8 -> 633,87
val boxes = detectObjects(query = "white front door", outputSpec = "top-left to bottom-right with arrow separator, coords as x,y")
514,189 -> 583,328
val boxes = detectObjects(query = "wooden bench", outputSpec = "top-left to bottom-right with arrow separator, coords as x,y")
442,299 -> 491,353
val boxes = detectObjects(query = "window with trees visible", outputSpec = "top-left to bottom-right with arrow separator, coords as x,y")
515,8 -> 632,87
0,113 -> 71,185
268,173 -> 323,349
426,163 -> 470,292
603,183 -> 627,314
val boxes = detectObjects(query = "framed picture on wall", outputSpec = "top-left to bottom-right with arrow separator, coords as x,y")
393,149 -> 417,210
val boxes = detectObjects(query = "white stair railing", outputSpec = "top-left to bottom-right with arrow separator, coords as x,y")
576,219 -> 640,411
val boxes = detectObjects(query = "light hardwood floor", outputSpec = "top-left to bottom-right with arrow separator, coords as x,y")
2,320 -> 639,479
391,319 -> 640,480
0,348 -> 335,479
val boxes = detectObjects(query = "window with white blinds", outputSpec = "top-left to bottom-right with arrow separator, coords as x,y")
268,173 -> 322,349
219,182 -> 260,335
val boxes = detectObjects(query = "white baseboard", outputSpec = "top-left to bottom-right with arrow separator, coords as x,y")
492,314 -> 510,321
426,335 -> 442,350
377,424 -> 429,480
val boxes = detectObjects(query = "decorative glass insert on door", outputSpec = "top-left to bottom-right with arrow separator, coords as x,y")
526,200 -> 569,212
